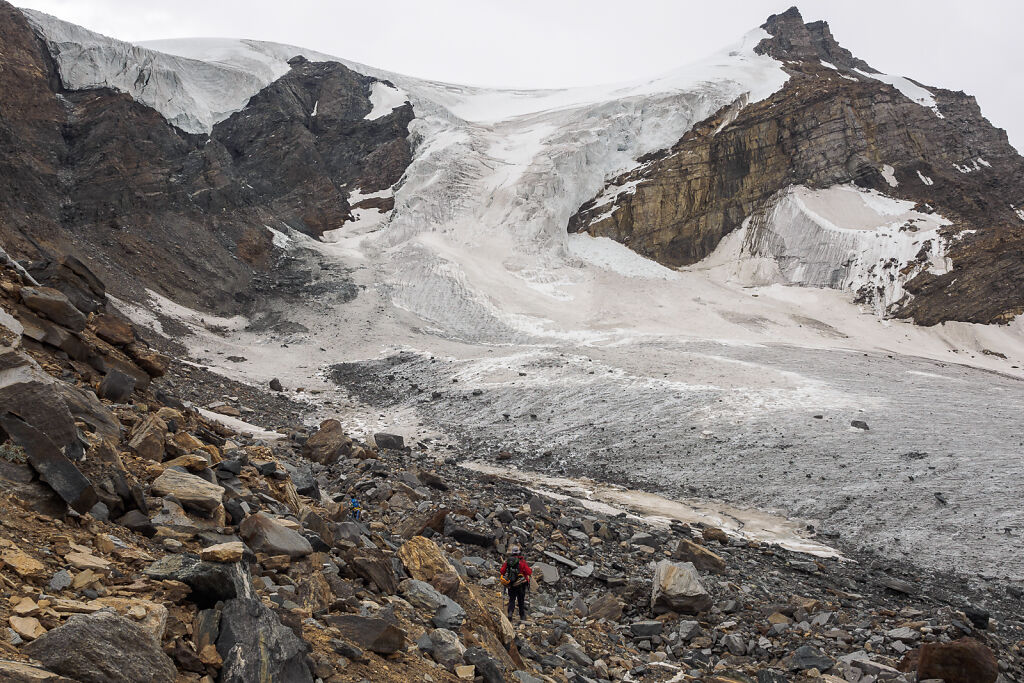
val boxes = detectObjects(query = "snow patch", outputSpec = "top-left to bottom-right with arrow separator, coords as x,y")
854,68 -> 943,118
568,234 -> 681,280
265,225 -> 292,249
881,164 -> 898,187
366,81 -> 409,120
916,170 -> 934,186
820,60 -> 838,70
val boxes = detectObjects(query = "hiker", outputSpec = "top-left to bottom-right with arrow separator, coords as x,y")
349,496 -> 362,521
499,544 -> 532,620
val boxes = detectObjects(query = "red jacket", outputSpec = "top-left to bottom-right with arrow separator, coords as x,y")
500,557 -> 532,583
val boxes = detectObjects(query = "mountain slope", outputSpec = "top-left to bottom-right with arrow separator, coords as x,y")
568,7 -> 1024,325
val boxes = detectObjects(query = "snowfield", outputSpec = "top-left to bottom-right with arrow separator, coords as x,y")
28,9 -> 1024,579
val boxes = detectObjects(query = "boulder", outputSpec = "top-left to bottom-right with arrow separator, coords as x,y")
269,378 -> 283,392
464,646 -> 505,683
150,468 -> 223,515
20,287 -> 86,331
444,520 -> 495,547
143,554 -> 240,607
423,628 -> 466,671
24,611 -> 176,683
0,348 -> 79,451
54,384 -> 120,443
914,637 -> 998,683
124,343 -> 168,378
0,659 -> 75,681
588,593 -> 624,621
347,546 -> 398,593
301,419 -> 353,464
673,537 -> 727,573
784,645 -> 835,672
98,370 -> 135,403
533,562 -> 560,584
239,512 -> 313,558
399,536 -> 458,583
90,314 -> 134,346
651,560 -> 713,614
217,598 -> 313,682
373,432 -> 404,449
127,415 -> 167,461
326,615 -> 406,655
0,414 -> 97,514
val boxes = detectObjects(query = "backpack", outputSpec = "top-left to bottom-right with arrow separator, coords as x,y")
502,557 -> 522,586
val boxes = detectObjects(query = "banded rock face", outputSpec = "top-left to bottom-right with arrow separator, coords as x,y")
568,6 -> 1024,325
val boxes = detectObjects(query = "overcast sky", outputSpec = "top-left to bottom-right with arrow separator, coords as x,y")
17,0 -> 1024,151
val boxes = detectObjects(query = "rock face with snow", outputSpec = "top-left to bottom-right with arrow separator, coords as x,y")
569,6 -> 1024,324
0,1 -> 413,312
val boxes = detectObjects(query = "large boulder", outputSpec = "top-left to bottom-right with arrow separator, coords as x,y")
20,286 -> 86,331
650,560 -> 713,614
301,419 -> 353,464
373,432 -> 404,450
673,538 -> 727,573
143,554 -> 241,608
24,611 -> 176,683
913,637 -> 998,683
240,512 -> 313,558
398,536 -> 458,583
326,615 -> 406,655
90,314 -> 134,346
422,628 -> 466,671
0,347 -> 79,451
150,468 -> 223,516
347,547 -> 399,594
217,598 -> 313,682
1,414 -> 97,514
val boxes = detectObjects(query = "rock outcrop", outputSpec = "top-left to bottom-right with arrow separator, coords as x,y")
568,6 -> 1024,325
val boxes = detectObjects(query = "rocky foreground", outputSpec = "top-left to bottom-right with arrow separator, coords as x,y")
0,259 -> 1021,683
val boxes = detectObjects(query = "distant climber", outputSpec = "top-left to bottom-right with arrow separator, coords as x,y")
349,496 -> 363,521
500,544 -> 532,620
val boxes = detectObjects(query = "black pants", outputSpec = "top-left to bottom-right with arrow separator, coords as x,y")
507,584 -> 527,619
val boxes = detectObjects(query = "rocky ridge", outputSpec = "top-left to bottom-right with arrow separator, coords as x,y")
0,248 -> 1020,682
568,7 -> 1024,325
0,0 -> 413,314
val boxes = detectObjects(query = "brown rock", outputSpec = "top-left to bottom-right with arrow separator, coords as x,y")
239,512 -> 313,558
1,548 -> 46,579
701,527 -> 729,544
398,536 -> 457,583
90,314 -> 134,346
913,637 -> 998,683
200,541 -> 245,563
128,414 -> 168,461
673,538 -> 727,573
20,286 -> 86,331
150,468 -> 224,515
124,342 -> 168,378
300,419 -> 354,465
10,615 -> 47,640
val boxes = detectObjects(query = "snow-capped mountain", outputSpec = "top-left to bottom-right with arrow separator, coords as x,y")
2,1 -> 1024,582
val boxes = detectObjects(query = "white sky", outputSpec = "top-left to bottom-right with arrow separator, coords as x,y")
16,0 -> 1024,152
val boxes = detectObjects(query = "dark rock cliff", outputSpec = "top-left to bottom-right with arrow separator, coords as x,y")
568,7 -> 1024,325
0,1 -> 413,313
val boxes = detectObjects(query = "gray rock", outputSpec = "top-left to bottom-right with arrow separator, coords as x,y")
217,598 -> 313,682
571,561 -> 594,578
326,615 -> 406,655
0,413 -> 96,514
528,494 -> 548,515
97,370 -> 135,403
651,560 -> 712,614
631,620 -> 664,637
533,561 -> 560,583
464,646 -> 505,683
24,611 -> 176,683
143,554 -> 241,608
20,286 -> 86,331
784,644 -> 834,672
722,633 -> 747,655
239,512 -> 313,558
49,569 -> 73,591
373,432 -> 404,449
678,620 -> 702,641
426,628 -> 465,671
433,600 -> 466,630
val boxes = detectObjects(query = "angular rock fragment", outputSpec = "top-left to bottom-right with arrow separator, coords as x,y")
239,512 -> 313,558
1,414 -> 97,514
217,598 -> 313,682
651,560 -> 712,614
24,611 -> 177,683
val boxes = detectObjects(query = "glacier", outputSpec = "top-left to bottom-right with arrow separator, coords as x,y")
23,9 -> 1024,580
